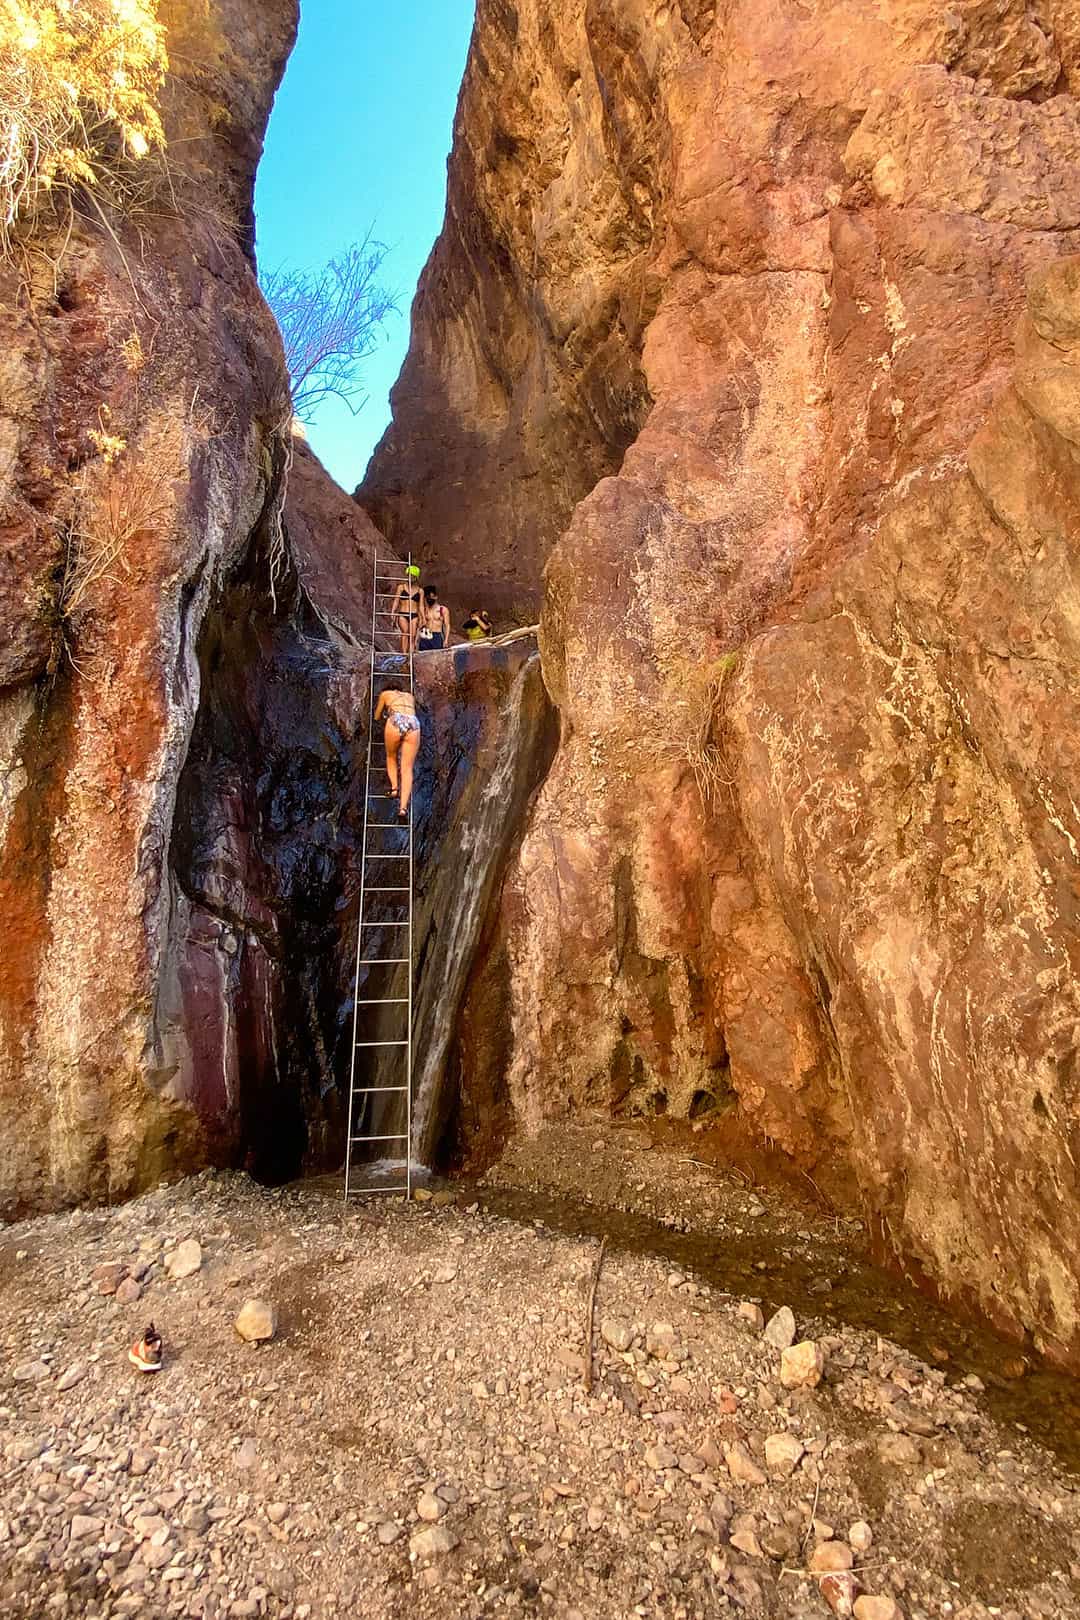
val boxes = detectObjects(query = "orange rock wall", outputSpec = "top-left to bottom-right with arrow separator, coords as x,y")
369,3 -> 1080,1364
0,0 -> 299,1210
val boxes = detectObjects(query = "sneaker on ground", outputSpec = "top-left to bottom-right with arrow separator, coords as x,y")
128,1324 -> 163,1373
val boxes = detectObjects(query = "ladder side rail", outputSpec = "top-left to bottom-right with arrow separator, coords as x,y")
345,547 -> 380,1199
406,550 -> 415,1199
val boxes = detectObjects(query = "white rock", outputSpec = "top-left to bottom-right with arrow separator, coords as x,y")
763,1306 -> 797,1349
12,1360 -> 50,1384
601,1318 -> 633,1353
56,1364 -> 86,1392
166,1239 -> 202,1280
780,1340 -> 825,1389
848,1520 -> 873,1554
416,1492 -> 446,1522
409,1524 -> 458,1559
737,1302 -> 765,1331
377,1520 -> 402,1545
764,1432 -> 805,1478
234,1299 -> 277,1342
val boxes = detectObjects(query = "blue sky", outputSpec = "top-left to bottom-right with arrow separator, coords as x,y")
255,1 -> 475,492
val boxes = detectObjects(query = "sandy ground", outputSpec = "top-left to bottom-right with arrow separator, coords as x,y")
1,1123 -> 1078,1620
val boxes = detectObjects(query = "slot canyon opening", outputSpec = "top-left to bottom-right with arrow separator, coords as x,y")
168,506 -> 559,1187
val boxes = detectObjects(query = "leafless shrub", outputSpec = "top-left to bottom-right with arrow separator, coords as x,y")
261,232 -> 399,423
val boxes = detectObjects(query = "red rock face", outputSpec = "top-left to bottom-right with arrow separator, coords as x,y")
371,5 -> 1080,1363
0,0 -> 299,1211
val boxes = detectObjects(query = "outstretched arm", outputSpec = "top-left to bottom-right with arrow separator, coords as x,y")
443,605 -> 451,640
374,691 -> 387,721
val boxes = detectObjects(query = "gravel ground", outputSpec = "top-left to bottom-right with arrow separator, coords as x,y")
1,1129 -> 1079,1620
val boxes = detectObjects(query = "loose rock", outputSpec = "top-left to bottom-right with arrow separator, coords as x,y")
764,1432 -> 805,1478
601,1317 -> 633,1352
166,1239 -> 202,1280
849,1520 -> 873,1554
780,1340 -> 825,1389
810,1541 -> 856,1574
763,1306 -> 797,1349
853,1599 -> 903,1620
409,1525 -> 458,1559
234,1298 -> 278,1342
12,1360 -> 50,1384
877,1433 -> 921,1467
723,1443 -> 767,1487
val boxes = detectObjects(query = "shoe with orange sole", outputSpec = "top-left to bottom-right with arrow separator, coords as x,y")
128,1324 -> 163,1373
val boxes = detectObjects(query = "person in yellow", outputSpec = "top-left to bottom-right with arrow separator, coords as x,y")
462,609 -> 492,643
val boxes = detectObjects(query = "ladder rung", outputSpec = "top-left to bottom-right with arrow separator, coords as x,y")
355,998 -> 409,1005
364,887 -> 409,893
352,1085 -> 409,1093
365,855 -> 407,860
346,1185 -> 409,1195
361,922 -> 408,927
350,1134 -> 409,1142
354,1039 -> 410,1048
360,957 -> 410,963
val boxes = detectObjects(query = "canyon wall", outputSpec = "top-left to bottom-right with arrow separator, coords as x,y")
0,0 -> 300,1210
366,2 -> 1080,1366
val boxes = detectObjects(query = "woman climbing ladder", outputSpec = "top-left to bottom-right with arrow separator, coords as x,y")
374,686 -> 421,819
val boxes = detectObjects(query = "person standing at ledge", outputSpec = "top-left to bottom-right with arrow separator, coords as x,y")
374,686 -> 420,819
463,609 -> 492,642
390,564 -> 423,654
419,585 -> 450,651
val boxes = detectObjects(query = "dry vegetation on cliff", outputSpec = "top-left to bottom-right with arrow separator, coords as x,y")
0,0 -> 168,255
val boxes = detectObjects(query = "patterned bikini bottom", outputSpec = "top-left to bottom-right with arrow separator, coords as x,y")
387,711 -> 420,736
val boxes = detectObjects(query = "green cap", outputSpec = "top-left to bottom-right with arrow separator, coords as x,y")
406,564 -> 421,578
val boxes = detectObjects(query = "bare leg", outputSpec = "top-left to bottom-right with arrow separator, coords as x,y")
397,616 -> 410,654
399,727 -> 420,814
384,720 -> 401,798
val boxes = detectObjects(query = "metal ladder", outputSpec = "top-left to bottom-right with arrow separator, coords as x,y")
344,552 -> 416,1199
